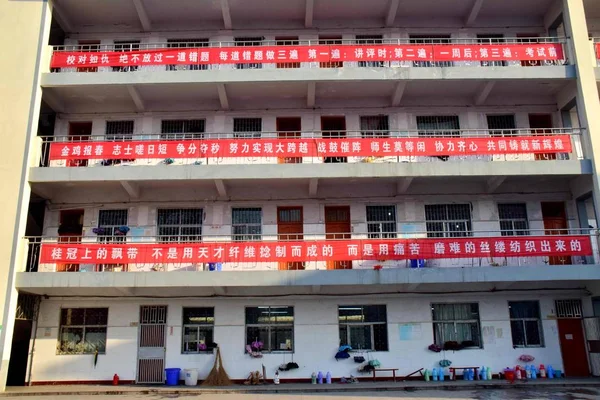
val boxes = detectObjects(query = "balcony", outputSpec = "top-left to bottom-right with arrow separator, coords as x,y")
17,229 -> 600,296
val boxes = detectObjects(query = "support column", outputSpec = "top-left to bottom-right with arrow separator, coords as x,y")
563,0 -> 600,227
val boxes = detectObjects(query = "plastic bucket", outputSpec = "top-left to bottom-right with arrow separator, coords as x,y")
165,368 -> 181,386
184,368 -> 198,386
410,259 -> 425,268
504,369 -> 515,383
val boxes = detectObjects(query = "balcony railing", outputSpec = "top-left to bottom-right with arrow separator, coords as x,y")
593,38 -> 600,66
49,37 -> 569,73
25,228 -> 597,273
37,128 -> 583,168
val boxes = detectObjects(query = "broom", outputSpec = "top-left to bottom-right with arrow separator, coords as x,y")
202,347 -> 232,386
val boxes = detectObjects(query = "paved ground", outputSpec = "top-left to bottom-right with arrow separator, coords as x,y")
1,387 -> 600,400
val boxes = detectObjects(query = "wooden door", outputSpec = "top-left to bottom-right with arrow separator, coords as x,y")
542,202 -> 571,265
68,122 -> 92,167
321,116 -> 347,163
277,207 -> 304,270
557,318 -> 589,377
57,209 -> 84,272
277,117 -> 302,164
325,206 -> 352,270
529,114 -> 556,160
77,41 -> 100,72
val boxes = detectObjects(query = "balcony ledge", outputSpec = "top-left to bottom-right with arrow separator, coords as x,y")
16,265 -> 600,297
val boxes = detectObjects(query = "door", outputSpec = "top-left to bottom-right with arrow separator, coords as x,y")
137,306 -> 167,384
67,122 -> 92,167
277,207 -> 305,270
321,116 -> 347,163
518,34 -> 541,67
57,209 -> 84,272
557,318 -> 589,377
277,117 -> 302,164
319,36 -> 343,68
325,206 -> 352,270
542,202 -> 571,265
529,114 -> 556,160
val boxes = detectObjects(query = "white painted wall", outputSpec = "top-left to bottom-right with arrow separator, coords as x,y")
30,293 -> 575,383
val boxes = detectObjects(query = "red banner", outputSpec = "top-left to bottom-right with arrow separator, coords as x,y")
40,236 -> 591,264
596,43 -> 600,60
49,136 -> 571,161
50,43 -> 564,68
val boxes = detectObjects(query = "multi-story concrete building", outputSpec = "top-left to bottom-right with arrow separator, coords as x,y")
3,0 -> 600,389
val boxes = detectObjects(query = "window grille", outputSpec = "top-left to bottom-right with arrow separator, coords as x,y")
97,209 -> 128,242
432,303 -> 481,348
112,40 -> 140,72
160,120 -> 205,140
235,37 -> 263,69
182,307 -> 214,353
416,116 -> 460,137
245,306 -> 294,352
275,37 -> 300,69
356,35 -> 385,68
105,121 -> 134,141
157,209 -> 203,243
498,203 -> 529,236
232,208 -> 262,241
16,294 -> 39,320
233,118 -> 262,138
58,308 -> 108,354
339,305 -> 388,351
425,204 -> 472,238
509,301 -> 544,347
555,299 -> 583,318
167,39 -> 208,71
477,35 -> 507,67
409,36 -> 452,67
360,115 -> 390,138
278,208 -> 302,223
366,206 -> 396,238
487,114 -> 516,136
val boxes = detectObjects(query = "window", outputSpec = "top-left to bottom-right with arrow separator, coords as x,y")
232,208 -> 262,241
498,203 -> 529,236
487,114 -> 516,137
477,35 -> 507,67
167,39 -> 209,71
360,116 -> 390,138
157,209 -> 203,243
182,307 -> 214,353
339,305 -> 388,351
432,303 -> 481,348
416,116 -> 460,137
97,209 -> 128,242
235,37 -> 263,69
425,204 -> 472,238
245,306 -> 293,352
161,120 -> 205,140
58,308 -> 108,354
112,41 -> 140,72
366,206 -> 396,238
509,301 -> 543,347
105,121 -> 134,141
233,118 -> 262,139
356,35 -> 384,68
409,36 -> 451,67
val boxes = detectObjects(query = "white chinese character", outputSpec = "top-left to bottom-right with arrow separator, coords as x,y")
308,49 -> 317,60
479,48 -> 489,58
495,241 -> 506,253
72,146 -> 81,156
449,242 -> 461,254
142,53 -> 151,63
394,48 -> 403,58
417,48 -> 427,59
241,143 -> 250,153
465,242 -> 476,253
66,248 -> 78,260
405,141 -> 414,152
291,246 -> 302,257
198,248 -> 209,258
452,48 -> 461,58
487,141 -> 496,151
409,243 -> 420,255
276,246 -> 287,258
363,244 -> 374,256
151,248 -> 163,259
536,47 -> 547,57
158,144 -> 167,155
111,247 -> 123,260
97,247 -> 108,260
555,240 -> 566,252
457,141 -> 466,152
434,242 -> 445,254
83,145 -> 92,156
289,50 -> 298,60
264,143 -> 273,153
90,55 -> 99,64
61,146 -> 70,157
322,245 -> 333,257
435,141 -> 444,152
520,140 -> 530,151
266,51 -> 275,60
393,243 -> 405,255
498,140 -> 507,151
532,140 -> 541,151
211,143 -> 220,155
244,246 -> 256,258
366,48 -> 375,58
417,142 -> 426,152
101,54 -> 110,64
540,240 -> 551,252
189,52 -> 198,62
124,144 -> 133,156
347,245 -> 358,256
213,247 -> 224,259
51,247 -> 63,260
252,143 -> 261,154
242,51 -> 252,61
78,55 -> 87,64
370,141 -> 379,152
254,50 -> 263,60
177,52 -> 186,62
525,241 -> 536,252
569,240 -> 581,252
219,51 -> 228,61
119,54 -> 128,64
355,48 -> 364,59
464,48 -> 472,58
329,142 -> 338,153
230,143 -> 238,154
66,55 -> 76,65
548,47 -> 557,58
307,245 -> 318,257
131,54 -> 140,64
394,141 -> 403,153
287,142 -> 297,153
231,51 -> 239,61
510,241 -> 521,253
317,142 -> 326,153
188,143 -> 197,155
377,48 -> 386,58
166,247 -> 178,260
543,139 -> 552,150
135,144 -> 145,155
378,244 -> 389,256
468,141 -> 478,152
554,139 -> 564,150
502,48 -> 512,58
147,145 -> 155,155
480,241 -> 490,253
352,142 -> 361,152
526,47 -> 535,58
509,140 -> 519,151
382,142 -> 391,153
229,246 -> 240,258
154,53 -> 164,63
127,247 -> 138,260
200,52 -> 210,62
260,246 -> 271,258
183,248 -> 193,259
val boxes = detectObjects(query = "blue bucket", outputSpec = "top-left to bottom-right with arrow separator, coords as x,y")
165,368 -> 181,386
410,259 -> 425,268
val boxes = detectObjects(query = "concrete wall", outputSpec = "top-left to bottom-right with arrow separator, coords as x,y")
30,293 -> 573,383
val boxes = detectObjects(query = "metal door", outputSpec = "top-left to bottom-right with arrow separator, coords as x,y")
137,306 -> 167,384
556,300 -> 589,377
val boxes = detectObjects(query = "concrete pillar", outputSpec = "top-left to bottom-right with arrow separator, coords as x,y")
563,0 -> 600,227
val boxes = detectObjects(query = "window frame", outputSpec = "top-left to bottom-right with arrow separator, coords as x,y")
157,208 -> 203,243
366,205 -> 397,239
338,305 -> 389,351
425,204 -> 472,238
57,307 -> 108,355
245,306 -> 294,353
498,203 -> 530,236
509,301 -> 544,348
232,208 -> 262,241
181,307 -> 214,354
160,119 -> 206,140
431,303 -> 482,349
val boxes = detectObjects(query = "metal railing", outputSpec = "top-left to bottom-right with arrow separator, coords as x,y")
49,37 -> 569,73
24,228 -> 598,273
37,128 -> 584,168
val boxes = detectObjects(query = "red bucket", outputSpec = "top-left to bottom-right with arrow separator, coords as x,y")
504,370 -> 515,383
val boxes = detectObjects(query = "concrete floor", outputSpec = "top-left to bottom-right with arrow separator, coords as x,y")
1,388 -> 600,400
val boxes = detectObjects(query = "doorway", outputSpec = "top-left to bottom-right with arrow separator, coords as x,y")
542,202 -> 571,265
276,117 -> 302,164
6,294 -> 38,386
529,113 -> 556,160
325,206 -> 352,270
57,209 -> 84,272
556,300 -> 589,377
518,34 -> 541,67
137,306 -> 168,384
277,207 -> 305,270
319,36 -> 343,68
68,122 -> 92,167
321,116 -> 347,163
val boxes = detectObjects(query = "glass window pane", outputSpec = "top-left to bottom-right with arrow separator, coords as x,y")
373,324 -> 389,351
246,326 -> 269,350
183,308 -> 214,324
525,320 -> 542,346
511,320 -> 526,346
271,326 -> 293,351
183,326 -> 199,352
245,307 -> 262,324
339,325 -> 348,345
59,327 -> 84,353
349,325 -> 371,350
61,308 -> 85,326
509,301 -> 540,318
85,327 -> 107,353
362,305 -> 387,323
85,308 -> 108,325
